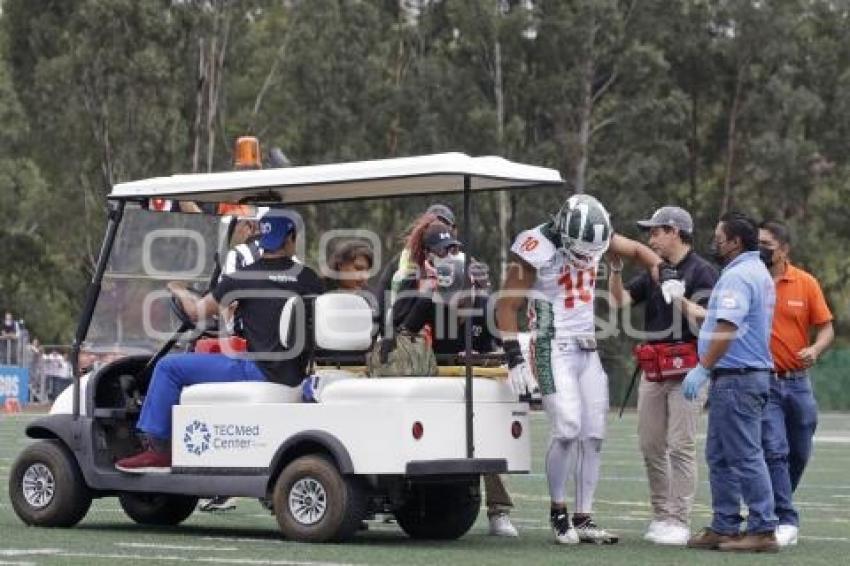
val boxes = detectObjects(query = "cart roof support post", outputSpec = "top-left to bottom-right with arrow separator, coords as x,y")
463,174 -> 474,459
71,200 -> 125,419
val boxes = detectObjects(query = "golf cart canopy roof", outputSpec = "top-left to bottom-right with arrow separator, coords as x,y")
109,152 -> 563,205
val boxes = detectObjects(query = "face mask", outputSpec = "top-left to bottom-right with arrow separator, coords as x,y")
431,255 -> 456,288
759,246 -> 774,269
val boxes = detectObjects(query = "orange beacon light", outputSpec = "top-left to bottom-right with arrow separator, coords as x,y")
233,136 -> 261,170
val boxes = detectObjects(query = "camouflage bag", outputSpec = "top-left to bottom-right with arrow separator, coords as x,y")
366,331 -> 438,377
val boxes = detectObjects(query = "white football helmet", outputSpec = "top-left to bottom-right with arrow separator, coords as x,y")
553,194 -> 612,269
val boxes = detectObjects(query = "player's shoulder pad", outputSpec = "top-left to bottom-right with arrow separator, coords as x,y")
511,224 -> 557,269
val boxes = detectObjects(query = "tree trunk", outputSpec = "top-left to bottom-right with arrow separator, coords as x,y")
387,22 -> 406,156
205,34 -> 217,173
720,63 -> 746,216
192,39 -> 206,173
689,92 -> 699,205
573,22 -> 597,194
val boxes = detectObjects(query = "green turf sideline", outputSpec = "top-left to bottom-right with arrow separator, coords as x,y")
2,412 -> 849,565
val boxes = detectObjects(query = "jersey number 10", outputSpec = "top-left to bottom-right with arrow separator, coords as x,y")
558,270 -> 594,309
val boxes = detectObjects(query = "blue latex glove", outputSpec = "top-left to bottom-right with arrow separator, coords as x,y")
682,364 -> 710,400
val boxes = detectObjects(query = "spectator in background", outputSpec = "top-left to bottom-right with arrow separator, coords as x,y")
2,311 -> 19,336
27,338 -> 45,402
758,221 -> 834,547
28,337 -> 42,354
2,311 -> 20,364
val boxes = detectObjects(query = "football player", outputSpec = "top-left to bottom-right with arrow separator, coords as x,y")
496,194 -> 661,544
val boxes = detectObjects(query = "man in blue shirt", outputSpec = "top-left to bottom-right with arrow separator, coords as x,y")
682,212 -> 779,553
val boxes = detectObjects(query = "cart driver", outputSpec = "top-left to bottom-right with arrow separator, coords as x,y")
116,210 -> 324,473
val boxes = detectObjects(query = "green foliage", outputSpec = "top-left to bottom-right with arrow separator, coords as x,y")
810,348 -> 850,411
0,0 -> 846,397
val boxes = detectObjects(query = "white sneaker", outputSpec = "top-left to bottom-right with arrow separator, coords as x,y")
650,522 -> 690,546
775,524 -> 799,547
198,496 -> 237,512
488,513 -> 519,537
644,520 -> 667,541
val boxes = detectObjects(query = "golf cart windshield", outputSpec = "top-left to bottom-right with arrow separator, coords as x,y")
84,206 -> 222,359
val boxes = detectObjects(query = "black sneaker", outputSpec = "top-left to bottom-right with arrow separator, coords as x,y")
573,516 -> 619,544
550,508 -> 579,545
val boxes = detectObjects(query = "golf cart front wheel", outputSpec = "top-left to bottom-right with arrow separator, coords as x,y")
119,492 -> 198,525
396,478 -> 481,540
8,440 -> 92,527
273,454 -> 367,542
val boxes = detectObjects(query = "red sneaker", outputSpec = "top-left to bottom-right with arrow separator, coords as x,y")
115,447 -> 171,474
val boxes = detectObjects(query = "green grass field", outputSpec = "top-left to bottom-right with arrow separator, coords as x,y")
2,410 -> 849,565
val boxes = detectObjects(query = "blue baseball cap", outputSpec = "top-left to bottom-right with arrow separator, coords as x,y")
258,211 -> 296,251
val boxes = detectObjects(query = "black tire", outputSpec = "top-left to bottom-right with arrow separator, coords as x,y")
272,454 -> 367,543
395,479 -> 481,540
119,492 -> 198,526
8,440 -> 92,527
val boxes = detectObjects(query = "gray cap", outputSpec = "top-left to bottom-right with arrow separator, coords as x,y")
636,206 -> 693,234
426,204 -> 455,226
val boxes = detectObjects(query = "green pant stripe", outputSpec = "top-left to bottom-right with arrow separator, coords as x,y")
533,301 -> 556,396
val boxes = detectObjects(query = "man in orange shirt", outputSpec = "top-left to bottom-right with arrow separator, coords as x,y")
758,221 -> 834,547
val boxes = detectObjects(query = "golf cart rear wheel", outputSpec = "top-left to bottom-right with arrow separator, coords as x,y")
273,454 -> 367,542
119,492 -> 198,526
8,440 -> 92,527
396,479 -> 481,540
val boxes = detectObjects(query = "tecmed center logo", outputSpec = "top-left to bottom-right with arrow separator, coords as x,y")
184,420 -> 211,456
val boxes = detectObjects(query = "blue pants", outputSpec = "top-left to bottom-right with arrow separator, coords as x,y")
706,372 -> 777,535
761,373 -> 819,526
137,353 -> 266,441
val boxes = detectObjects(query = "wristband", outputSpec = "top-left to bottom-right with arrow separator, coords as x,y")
502,339 -> 525,369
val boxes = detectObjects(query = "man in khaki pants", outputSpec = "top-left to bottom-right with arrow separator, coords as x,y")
609,206 -> 718,545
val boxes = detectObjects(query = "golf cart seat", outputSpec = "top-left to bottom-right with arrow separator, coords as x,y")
181,293 -> 373,405
321,376 -> 515,403
181,381 -> 301,404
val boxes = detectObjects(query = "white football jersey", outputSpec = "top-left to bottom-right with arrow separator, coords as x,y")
511,224 -> 598,338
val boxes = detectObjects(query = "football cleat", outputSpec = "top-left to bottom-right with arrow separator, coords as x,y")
573,516 -> 619,544
550,508 -> 579,545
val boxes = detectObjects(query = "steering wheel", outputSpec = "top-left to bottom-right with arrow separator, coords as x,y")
169,287 -> 202,330
140,287 -> 210,380
169,286 -> 222,339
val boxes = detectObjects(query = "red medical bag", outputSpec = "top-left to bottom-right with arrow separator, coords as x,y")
633,342 -> 698,382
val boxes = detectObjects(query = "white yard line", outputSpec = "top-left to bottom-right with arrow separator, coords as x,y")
115,543 -> 238,552
813,436 -> 850,444
0,549 -> 360,566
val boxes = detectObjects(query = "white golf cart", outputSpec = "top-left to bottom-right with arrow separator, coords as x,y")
8,152 -> 561,542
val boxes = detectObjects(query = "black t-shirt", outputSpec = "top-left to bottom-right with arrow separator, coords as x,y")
432,295 -> 497,354
626,250 -> 718,343
212,256 -> 324,385
390,273 -> 433,333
